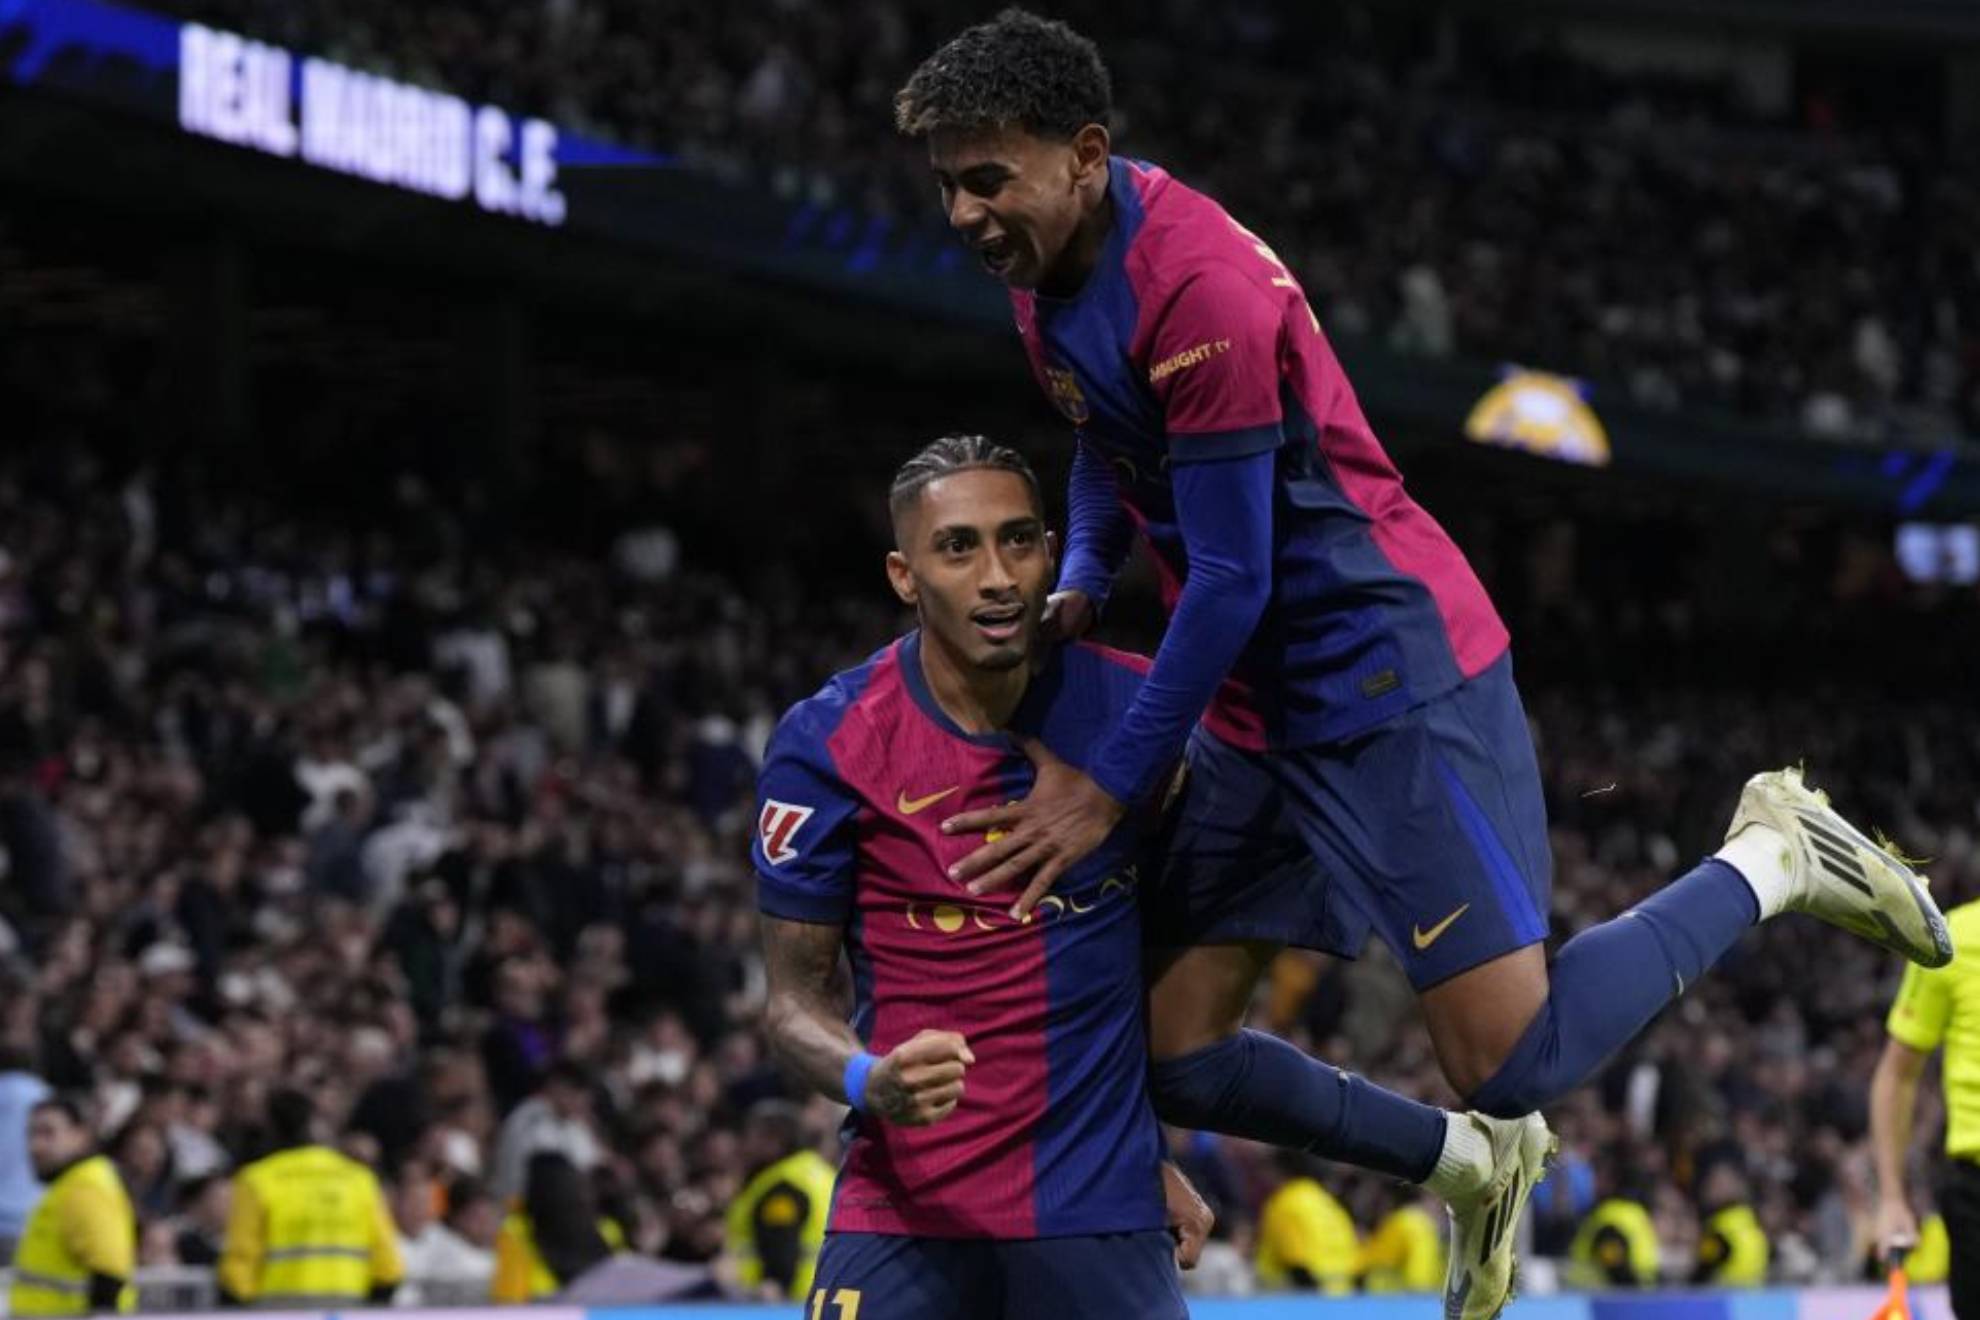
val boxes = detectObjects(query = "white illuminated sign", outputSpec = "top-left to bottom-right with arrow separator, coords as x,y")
177,22 -> 566,226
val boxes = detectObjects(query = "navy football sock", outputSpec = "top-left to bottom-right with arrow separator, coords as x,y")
1468,859 -> 1757,1117
1148,1029 -> 1445,1183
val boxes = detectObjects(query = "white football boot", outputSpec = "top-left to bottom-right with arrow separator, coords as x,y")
1443,1111 -> 1556,1320
1727,767 -> 1953,968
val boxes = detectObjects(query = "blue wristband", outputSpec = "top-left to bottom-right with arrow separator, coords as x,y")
843,1051 -> 878,1113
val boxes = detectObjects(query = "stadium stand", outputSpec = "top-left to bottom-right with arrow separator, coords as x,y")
133,0 -> 1980,448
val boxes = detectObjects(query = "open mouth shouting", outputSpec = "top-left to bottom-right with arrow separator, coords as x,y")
975,233 -> 1019,278
970,601 -> 1027,645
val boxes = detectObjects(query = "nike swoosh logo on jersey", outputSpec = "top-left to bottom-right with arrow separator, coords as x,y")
1412,903 -> 1472,951
897,786 -> 960,815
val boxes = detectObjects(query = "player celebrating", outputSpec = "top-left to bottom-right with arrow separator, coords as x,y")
753,437 -> 1539,1320
893,14 -> 1956,1319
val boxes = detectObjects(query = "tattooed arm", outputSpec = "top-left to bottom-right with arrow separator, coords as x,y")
759,915 -> 973,1126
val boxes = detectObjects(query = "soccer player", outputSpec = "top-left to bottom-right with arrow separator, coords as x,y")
752,436 -> 1529,1320
892,14 -> 1956,1318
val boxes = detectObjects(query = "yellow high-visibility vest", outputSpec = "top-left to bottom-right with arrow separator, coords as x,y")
1255,1177 -> 1359,1295
1907,1212 -> 1950,1284
724,1151 -> 835,1300
218,1145 -> 403,1305
1359,1203 -> 1446,1292
8,1155 -> 134,1317
1695,1203 -> 1768,1286
491,1212 -> 625,1302
1567,1197 -> 1659,1287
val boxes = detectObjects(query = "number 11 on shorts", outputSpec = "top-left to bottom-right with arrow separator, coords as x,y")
809,1287 -> 861,1320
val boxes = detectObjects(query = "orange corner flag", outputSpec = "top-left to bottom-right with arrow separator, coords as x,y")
1869,1255 -> 1911,1320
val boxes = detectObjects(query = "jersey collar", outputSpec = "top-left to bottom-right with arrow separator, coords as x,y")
897,630 -> 1058,749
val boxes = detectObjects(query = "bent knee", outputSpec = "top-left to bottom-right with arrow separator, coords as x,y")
1145,942 -> 1276,1061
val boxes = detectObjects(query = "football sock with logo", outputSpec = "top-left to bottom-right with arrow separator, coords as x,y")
1467,858 -> 1758,1118
1147,1029 -> 1446,1184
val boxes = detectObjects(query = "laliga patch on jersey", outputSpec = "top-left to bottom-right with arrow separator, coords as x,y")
758,800 -> 815,866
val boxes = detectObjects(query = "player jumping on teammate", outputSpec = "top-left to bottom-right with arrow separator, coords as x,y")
894,14 -> 1955,1319
754,437 -> 1551,1320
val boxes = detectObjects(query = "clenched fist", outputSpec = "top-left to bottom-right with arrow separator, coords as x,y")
1162,1161 -> 1214,1269
866,1029 -> 974,1126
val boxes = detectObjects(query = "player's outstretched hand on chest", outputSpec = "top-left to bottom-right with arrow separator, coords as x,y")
942,736 -> 1126,920
868,1029 -> 975,1127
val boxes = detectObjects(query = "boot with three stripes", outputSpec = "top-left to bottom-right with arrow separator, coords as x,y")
1725,766 -> 1954,968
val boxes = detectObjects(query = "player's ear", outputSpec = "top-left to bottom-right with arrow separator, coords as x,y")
1070,124 -> 1110,185
885,550 -> 918,607
1044,529 -> 1060,568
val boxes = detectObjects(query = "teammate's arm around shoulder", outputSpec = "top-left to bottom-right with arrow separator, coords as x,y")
759,917 -> 974,1126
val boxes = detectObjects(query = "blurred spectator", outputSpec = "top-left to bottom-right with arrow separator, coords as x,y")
1359,1186 -> 1447,1292
721,1100 -> 833,1301
392,1158 -> 493,1302
481,957 -> 561,1116
1253,1151 -> 1359,1295
1566,1152 -> 1661,1287
491,1151 -> 616,1303
443,1177 -> 504,1257
306,787 -> 374,906
490,1061 -> 599,1204
109,1120 -> 175,1224
172,1174 -> 230,1269
0,1044 -> 50,1262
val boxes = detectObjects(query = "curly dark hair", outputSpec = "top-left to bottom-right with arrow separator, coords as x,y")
889,435 -> 1042,523
894,8 -> 1112,141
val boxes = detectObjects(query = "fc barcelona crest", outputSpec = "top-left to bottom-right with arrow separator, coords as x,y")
1043,366 -> 1090,424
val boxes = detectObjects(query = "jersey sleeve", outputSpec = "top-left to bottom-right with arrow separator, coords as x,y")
1886,957 -> 1952,1052
1146,264 -> 1286,464
751,703 -> 860,925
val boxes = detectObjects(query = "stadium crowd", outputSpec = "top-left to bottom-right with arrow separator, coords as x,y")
0,304 -> 1975,1298
139,0 -> 1980,447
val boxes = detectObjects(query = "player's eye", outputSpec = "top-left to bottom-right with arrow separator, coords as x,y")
960,171 -> 1005,199
1005,528 -> 1037,548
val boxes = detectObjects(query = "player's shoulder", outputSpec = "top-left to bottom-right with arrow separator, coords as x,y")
1946,898 -> 1980,943
1065,639 -> 1152,680
1119,157 -> 1272,295
1055,640 -> 1151,707
766,637 -> 907,764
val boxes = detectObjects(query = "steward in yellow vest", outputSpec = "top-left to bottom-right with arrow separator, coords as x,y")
1358,1195 -> 1446,1293
1690,1161 -> 1768,1286
491,1151 -> 623,1303
1253,1153 -> 1359,1295
1568,1197 -> 1659,1287
8,1100 -> 134,1317
722,1102 -> 834,1301
217,1089 -> 404,1307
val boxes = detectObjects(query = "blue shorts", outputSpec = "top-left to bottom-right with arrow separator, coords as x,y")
809,1230 -> 1187,1320
1147,653 -> 1551,990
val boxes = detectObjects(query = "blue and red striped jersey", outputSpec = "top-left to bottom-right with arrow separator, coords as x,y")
1013,156 -> 1509,751
751,633 -> 1165,1239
